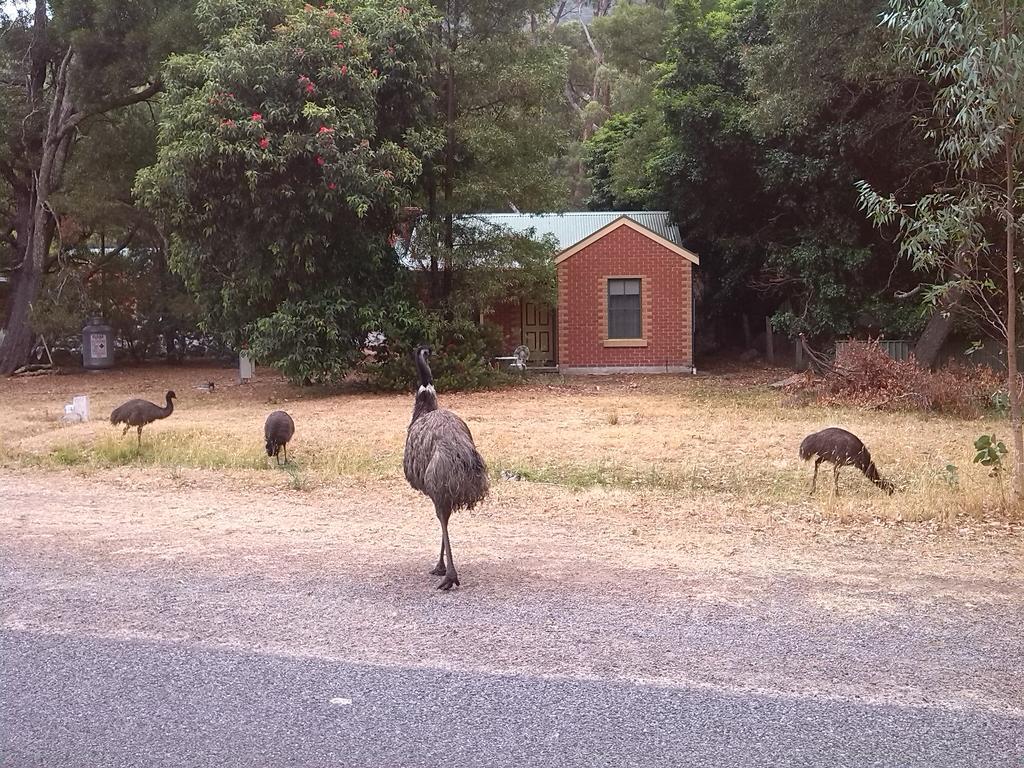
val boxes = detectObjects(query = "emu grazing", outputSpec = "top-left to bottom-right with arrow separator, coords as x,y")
403,346 -> 488,591
264,410 -> 295,465
799,427 -> 894,495
110,390 -> 176,448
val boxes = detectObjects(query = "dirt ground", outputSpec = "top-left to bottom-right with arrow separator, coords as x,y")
3,466 -> 1022,716
3,362 -> 1022,722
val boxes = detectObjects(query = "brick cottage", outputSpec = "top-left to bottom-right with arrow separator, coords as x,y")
476,212 -> 698,375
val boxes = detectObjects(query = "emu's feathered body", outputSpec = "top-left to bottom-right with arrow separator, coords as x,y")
403,347 -> 488,590
110,390 -> 176,448
404,409 -> 489,513
799,427 -> 894,495
265,410 -> 295,464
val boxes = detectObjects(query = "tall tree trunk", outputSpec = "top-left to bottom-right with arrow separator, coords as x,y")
441,9 -> 457,302
1005,125 -> 1022,503
1000,0 -> 1023,503
425,167 -> 439,306
0,44 -> 75,374
914,287 -> 961,368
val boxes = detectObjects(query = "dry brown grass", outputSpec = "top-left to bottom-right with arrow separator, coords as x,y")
2,361 -> 1020,525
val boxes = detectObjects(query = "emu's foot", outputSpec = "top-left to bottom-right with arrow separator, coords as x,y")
437,570 -> 460,591
430,561 -> 446,576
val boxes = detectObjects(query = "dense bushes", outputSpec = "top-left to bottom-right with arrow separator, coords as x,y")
816,342 -> 1004,418
361,309 -> 517,392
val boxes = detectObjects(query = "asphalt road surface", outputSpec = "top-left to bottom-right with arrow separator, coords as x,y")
1,474 -> 1022,767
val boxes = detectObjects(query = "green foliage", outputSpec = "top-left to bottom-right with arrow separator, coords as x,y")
360,214 -> 556,391
427,0 -> 571,215
767,244 -> 873,337
137,0 -> 440,380
857,1 -> 1024,321
584,112 -> 662,210
974,434 -> 1008,477
1,1 -> 200,371
247,288 -> 365,385
364,306 -> 517,392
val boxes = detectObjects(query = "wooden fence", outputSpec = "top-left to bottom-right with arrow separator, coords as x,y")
834,339 -> 912,362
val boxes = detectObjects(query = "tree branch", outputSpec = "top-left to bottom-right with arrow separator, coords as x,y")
52,79 -> 163,145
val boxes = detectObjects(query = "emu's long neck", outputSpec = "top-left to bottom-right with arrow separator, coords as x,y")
162,395 -> 174,418
412,385 -> 438,422
412,351 -> 437,422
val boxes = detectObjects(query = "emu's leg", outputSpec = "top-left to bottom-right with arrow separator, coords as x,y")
833,464 -> 841,495
810,457 -> 822,494
137,426 -> 143,449
435,505 -> 459,590
430,536 -> 446,576
122,425 -> 130,437
282,444 -> 288,465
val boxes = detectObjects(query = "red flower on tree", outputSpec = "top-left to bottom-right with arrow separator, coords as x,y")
328,182 -> 337,190
329,27 -> 341,38
251,112 -> 262,121
319,126 -> 333,134
316,156 -> 326,166
340,64 -> 348,75
259,137 -> 270,149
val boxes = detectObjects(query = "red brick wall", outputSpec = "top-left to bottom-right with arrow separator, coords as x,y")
483,299 -> 522,352
556,224 -> 693,370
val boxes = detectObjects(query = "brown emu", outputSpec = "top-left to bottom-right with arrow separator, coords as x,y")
403,346 -> 488,591
265,410 -> 295,465
799,427 -> 894,495
110,390 -> 176,448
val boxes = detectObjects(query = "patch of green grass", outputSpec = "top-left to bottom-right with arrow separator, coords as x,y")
50,443 -> 88,466
282,463 -> 311,491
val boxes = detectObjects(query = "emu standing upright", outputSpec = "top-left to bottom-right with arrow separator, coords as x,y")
110,391 -> 176,448
403,347 -> 489,590
799,427 -> 894,495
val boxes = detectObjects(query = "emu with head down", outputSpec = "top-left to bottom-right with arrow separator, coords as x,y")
403,346 -> 489,590
799,427 -> 894,495
264,410 -> 295,465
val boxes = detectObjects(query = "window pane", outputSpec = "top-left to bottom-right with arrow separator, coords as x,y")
607,279 -> 642,338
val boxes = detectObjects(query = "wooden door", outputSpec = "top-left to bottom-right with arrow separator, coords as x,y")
522,301 -> 554,363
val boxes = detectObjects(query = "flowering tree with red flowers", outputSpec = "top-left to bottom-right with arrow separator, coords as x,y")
137,0 -> 438,383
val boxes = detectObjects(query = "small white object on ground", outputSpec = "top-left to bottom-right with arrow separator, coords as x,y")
329,697 -> 352,706
72,395 -> 89,421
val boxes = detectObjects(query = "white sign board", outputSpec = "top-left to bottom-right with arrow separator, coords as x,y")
90,334 -> 109,359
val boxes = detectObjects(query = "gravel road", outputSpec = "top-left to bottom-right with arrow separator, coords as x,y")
1,470 -> 1021,767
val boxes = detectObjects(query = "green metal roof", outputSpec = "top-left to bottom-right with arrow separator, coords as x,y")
462,211 -> 684,252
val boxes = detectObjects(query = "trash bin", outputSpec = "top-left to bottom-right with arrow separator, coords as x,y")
82,317 -> 114,369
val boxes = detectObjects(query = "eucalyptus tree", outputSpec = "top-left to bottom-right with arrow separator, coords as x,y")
0,0 -> 195,373
859,0 -> 1024,498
